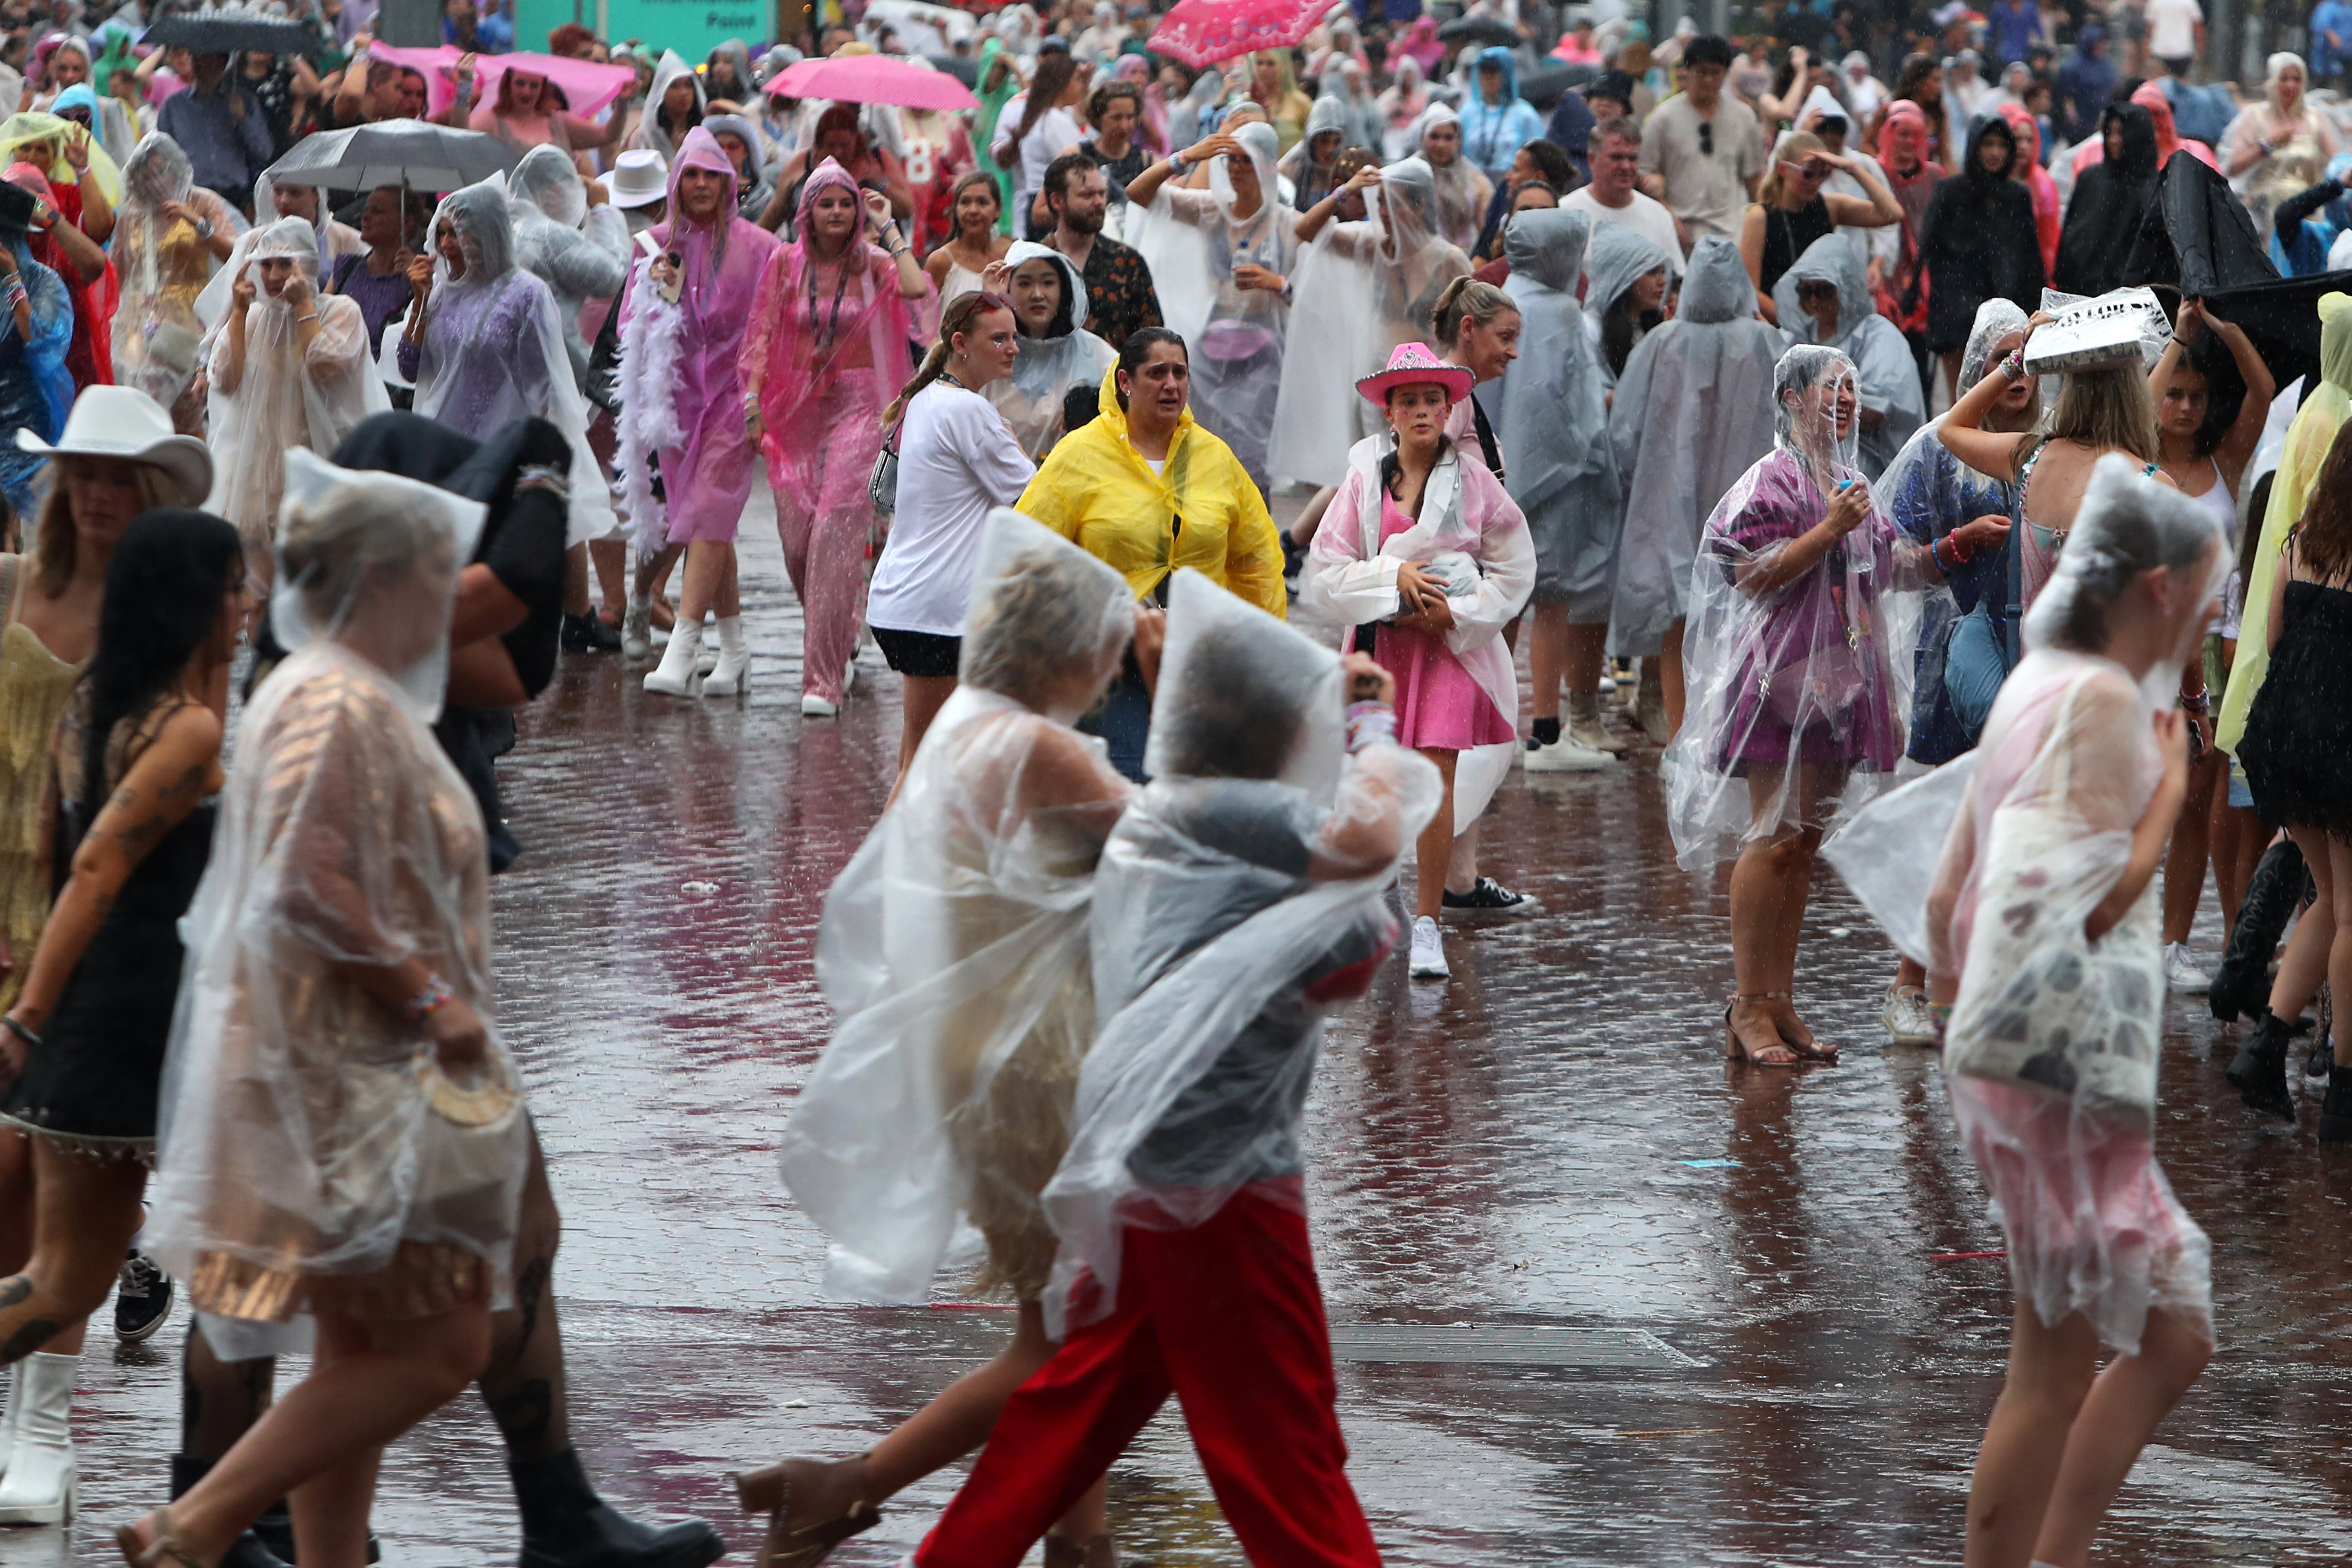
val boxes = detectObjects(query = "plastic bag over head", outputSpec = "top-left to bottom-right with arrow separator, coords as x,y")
272,447 -> 487,725
961,506 -> 1136,723
1144,567 -> 1344,805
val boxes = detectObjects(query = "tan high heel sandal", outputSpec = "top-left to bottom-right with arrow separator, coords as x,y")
1723,993 -> 1800,1066
1755,989 -> 1837,1062
116,1508 -> 208,1568
726,1456 -> 882,1568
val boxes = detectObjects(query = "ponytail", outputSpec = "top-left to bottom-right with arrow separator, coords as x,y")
886,289 -> 1008,426
1431,276 -> 1516,351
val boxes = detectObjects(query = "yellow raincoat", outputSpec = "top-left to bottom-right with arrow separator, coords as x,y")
0,112 -> 123,207
1015,367 -> 1286,617
2218,291 -> 2352,755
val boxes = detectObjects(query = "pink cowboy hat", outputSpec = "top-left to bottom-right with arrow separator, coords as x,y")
1357,341 -> 1475,407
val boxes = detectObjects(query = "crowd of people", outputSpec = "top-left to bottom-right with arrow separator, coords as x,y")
0,0 -> 2337,1564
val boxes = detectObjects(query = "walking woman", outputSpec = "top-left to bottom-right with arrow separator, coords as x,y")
1302,343 -> 1532,982
984,241 -> 1112,460
870,288 -> 1035,780
741,159 -> 936,718
124,466 -> 534,1568
1923,457 -> 2220,1566
992,51 -> 1082,238
1015,329 -> 1285,779
1912,115 -> 2044,403
0,509 -> 240,1375
1667,347 -> 1922,1064
2148,300 -> 2274,992
620,128 -> 783,698
2237,422 -> 2352,1137
923,171 -> 1010,303
110,135 -> 237,434
760,512 -> 1144,1568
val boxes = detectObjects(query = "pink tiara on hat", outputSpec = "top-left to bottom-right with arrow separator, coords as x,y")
1355,340 -> 1476,407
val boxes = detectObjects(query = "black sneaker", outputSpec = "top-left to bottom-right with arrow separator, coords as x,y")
561,612 -> 622,653
114,1250 -> 172,1342
1440,877 -> 1537,918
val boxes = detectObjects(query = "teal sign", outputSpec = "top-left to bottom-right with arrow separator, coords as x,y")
512,0 -> 771,65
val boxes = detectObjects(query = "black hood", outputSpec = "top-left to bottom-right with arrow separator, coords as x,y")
2101,101 -> 2159,181
1960,113 -> 2016,188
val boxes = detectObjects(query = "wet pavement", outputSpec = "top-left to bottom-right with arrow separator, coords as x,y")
12,491 -> 2352,1568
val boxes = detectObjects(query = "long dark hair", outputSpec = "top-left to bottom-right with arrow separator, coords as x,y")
1001,53 -> 1078,169
1601,281 -> 1661,377
2295,420 -> 2352,587
78,509 -> 240,817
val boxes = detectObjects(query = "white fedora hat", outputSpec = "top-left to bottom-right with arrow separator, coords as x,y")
607,148 -> 669,210
15,385 -> 211,505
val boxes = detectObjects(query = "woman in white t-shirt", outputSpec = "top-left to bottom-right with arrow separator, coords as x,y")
870,283 -> 1038,788
991,52 -> 1085,239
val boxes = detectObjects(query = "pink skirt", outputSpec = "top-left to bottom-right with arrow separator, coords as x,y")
1373,623 -> 1514,753
1947,1076 -> 2213,1357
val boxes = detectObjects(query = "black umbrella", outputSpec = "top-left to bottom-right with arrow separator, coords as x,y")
925,52 -> 977,87
1438,14 -> 1521,47
144,6 -> 326,59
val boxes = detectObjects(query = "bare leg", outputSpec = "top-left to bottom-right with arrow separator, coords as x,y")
1964,1303 -> 2101,1568
477,1122 -> 567,1459
1413,749 -> 1457,921
2025,1308 -> 2211,1568
2160,744 -> 2223,944
0,1135 -> 84,1358
1444,819 -> 1479,896
888,675 -> 959,807
1660,618 -> 1687,736
2329,836 -> 2352,1069
862,1302 -> 1059,1496
633,542 -> 684,605
1288,485 -> 1336,549
588,540 -> 628,625
1563,620 -> 1607,701
2211,790 -> 2254,945
0,1142 -> 146,1363
1528,603 -> 1569,723
564,543 -> 592,617
1726,766 -> 1800,1064
2266,824 -> 2335,1026
674,543 -> 735,632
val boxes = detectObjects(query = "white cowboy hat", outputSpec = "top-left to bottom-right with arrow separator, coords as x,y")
607,148 -> 669,210
15,385 -> 211,504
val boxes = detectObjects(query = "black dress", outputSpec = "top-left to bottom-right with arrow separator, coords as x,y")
1759,196 -> 1836,298
2240,578 -> 2352,837
0,774 -> 216,1157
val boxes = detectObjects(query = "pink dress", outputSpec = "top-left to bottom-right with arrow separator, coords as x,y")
1371,491 -> 1515,752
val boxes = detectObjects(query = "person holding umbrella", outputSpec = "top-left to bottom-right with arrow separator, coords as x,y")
156,53 -> 273,214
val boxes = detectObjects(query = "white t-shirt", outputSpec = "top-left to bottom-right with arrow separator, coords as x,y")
867,383 -> 1038,637
994,97 -> 1081,232
2146,0 -> 2201,57
1565,185 -> 1686,273
1636,93 -> 1765,246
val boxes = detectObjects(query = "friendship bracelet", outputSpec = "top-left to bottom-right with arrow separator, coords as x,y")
294,312 -> 319,324
1997,346 -> 2026,382
400,972 -> 455,1022
1344,700 -> 1396,753
2179,689 -> 2211,714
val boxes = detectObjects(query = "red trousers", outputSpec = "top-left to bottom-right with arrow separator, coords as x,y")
914,1182 -> 1382,1568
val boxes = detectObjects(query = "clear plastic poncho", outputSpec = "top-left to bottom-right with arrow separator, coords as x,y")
506,144 -> 631,392
1663,346 -> 1929,870
112,133 -> 237,412
1039,568 -> 1442,1335
1268,156 -> 1469,483
1406,100 -> 1489,251
1121,119 -> 1295,489
984,240 -> 1115,461
196,218 -> 390,552
1770,231 -> 1925,479
150,453 -> 529,1354
1486,207 -> 1619,616
1609,235 -> 1782,658
403,177 -> 615,546
781,511 -> 1136,1304
1830,454 -> 2226,1356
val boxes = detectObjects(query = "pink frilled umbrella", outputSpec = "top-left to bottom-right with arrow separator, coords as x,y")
363,45 -> 638,121
1145,0 -> 1329,70
769,54 -> 979,112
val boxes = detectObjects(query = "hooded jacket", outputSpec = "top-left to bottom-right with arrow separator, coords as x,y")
1457,46 -> 1543,180
2055,102 -> 2159,298
1915,114 -> 2045,351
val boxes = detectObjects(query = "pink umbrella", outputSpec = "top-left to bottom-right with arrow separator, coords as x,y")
364,44 -> 637,121
1146,0 -> 1329,70
769,54 -> 979,112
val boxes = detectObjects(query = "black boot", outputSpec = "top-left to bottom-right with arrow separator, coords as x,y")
2321,1065 -> 2352,1143
2211,839 -> 2310,1024
511,1449 -> 726,1568
2226,1009 -> 2302,1120
171,1455 -> 290,1568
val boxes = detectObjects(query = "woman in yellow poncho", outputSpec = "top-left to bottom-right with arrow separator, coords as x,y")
1014,327 -> 1284,778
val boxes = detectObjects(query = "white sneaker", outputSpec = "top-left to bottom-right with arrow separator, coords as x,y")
1881,983 -> 1940,1047
1567,714 -> 1627,754
1596,672 -> 1617,695
621,602 -> 653,659
801,692 -> 839,718
1523,735 -> 1612,772
1408,916 -> 1448,979
2164,942 -> 2211,994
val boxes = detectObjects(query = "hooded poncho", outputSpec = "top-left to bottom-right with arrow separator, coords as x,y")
1915,115 -> 2046,353
2056,103 -> 2159,299
1457,46 -> 1543,181
506,144 -> 632,390
1773,232 -> 1925,478
985,239 -> 1115,460
1277,95 -> 1348,210
1409,101 -> 1492,252
627,49 -> 705,161
1582,218 -> 1674,387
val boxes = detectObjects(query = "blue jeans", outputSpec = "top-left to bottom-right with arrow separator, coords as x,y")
1080,666 -> 1154,782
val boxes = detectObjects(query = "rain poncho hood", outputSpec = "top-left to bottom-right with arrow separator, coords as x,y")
987,239 -> 1116,460
1493,207 -> 1614,533
1408,100 -> 1491,249
701,111 -> 775,221
1277,93 -> 1350,204
506,143 -> 631,389
1039,568 -> 1441,1334
0,108 -> 120,205
634,49 -> 705,160
1773,232 -> 1925,476
112,132 -> 233,412
2054,102 -> 2157,298
1609,235 -> 1782,655
781,509 -> 1136,1305
1458,45 -> 1542,178
1582,217 -> 1672,322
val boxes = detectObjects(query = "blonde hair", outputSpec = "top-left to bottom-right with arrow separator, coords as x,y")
1432,277 -> 1518,349
279,480 -> 449,627
1758,131 -> 1826,209
33,458 -> 195,597
2051,364 -> 2160,465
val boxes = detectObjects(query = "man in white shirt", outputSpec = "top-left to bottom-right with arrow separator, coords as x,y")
1637,34 -> 1764,246
2145,0 -> 2203,76
1567,116 -> 1686,272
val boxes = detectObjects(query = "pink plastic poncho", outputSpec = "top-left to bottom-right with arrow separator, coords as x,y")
740,158 -> 937,703
616,127 -> 782,548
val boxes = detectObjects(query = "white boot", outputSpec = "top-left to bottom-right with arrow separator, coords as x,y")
0,1360 -> 23,1484
702,615 -> 750,698
0,1353 -> 75,1524
643,617 -> 703,696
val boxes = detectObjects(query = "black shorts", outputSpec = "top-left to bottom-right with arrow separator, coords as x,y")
872,625 -> 962,678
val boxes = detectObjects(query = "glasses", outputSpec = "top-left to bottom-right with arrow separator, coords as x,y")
1795,281 -> 1839,301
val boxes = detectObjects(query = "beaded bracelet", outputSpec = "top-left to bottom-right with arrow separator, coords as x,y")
1998,346 -> 2027,382
401,972 -> 455,1022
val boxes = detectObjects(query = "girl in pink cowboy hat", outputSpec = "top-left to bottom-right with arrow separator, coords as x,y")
1299,340 -> 1535,982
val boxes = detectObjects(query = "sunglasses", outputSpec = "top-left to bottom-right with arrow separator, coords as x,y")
1698,120 -> 1713,156
1795,280 -> 1839,301
1780,159 -> 1830,180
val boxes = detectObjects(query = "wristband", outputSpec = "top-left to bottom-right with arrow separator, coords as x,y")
1931,536 -> 1952,570
2179,689 -> 2210,714
194,217 -> 214,242
294,312 -> 319,324
1946,530 -> 1972,564
1167,152 -> 1188,174
0,1015 -> 39,1051
1998,346 -> 2026,381
401,972 -> 455,1022
1344,700 -> 1396,753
